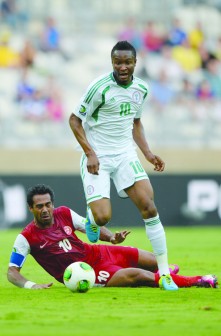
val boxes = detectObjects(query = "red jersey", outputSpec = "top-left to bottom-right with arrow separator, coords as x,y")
11,206 -> 139,286
21,206 -> 102,283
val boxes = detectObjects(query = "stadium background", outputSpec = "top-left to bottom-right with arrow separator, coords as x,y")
0,0 -> 221,229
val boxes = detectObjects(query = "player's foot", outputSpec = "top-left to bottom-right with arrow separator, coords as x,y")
169,264 -> 180,274
85,210 -> 100,243
159,274 -> 179,291
197,275 -> 218,288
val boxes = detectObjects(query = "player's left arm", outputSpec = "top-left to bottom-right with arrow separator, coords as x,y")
99,226 -> 131,244
133,118 -> 165,172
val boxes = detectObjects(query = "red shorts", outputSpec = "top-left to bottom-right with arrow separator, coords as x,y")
92,245 -> 139,286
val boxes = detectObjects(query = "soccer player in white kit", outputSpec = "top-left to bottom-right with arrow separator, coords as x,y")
69,40 -> 178,290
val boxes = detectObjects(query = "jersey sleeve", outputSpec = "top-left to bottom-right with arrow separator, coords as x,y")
70,209 -> 86,233
73,76 -> 107,121
9,234 -> 30,268
135,81 -> 149,119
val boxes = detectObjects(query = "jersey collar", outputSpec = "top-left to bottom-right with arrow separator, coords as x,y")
111,72 -> 134,89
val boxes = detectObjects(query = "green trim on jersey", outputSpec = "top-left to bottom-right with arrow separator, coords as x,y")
80,154 -> 87,180
92,85 -> 110,122
138,84 -> 148,100
84,75 -> 112,104
87,195 -> 103,202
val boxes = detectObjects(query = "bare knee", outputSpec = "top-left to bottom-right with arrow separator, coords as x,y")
90,200 -> 112,226
94,212 -> 111,226
141,201 -> 157,219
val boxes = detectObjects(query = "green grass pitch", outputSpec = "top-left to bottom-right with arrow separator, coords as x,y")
0,226 -> 221,336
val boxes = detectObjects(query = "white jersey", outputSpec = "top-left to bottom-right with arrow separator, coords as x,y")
74,72 -> 149,156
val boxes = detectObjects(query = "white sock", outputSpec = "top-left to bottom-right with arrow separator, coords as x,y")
144,214 -> 170,276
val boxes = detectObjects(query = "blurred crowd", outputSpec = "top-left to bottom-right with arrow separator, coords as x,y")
118,17 -> 221,123
0,3 -> 65,125
0,1 -> 221,147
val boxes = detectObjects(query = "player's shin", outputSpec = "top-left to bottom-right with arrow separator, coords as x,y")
144,215 -> 170,276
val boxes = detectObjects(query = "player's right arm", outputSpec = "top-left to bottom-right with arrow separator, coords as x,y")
7,234 -> 53,289
69,113 -> 99,175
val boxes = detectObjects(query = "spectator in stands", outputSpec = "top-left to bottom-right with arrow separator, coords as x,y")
0,0 -> 16,27
39,17 -> 61,53
149,69 -> 177,113
172,39 -> 202,72
16,69 -> 48,122
118,17 -> 143,53
0,30 -> 19,67
166,18 -> 187,47
20,89 -> 48,122
0,0 -> 28,29
16,68 -> 35,102
44,75 -> 64,122
142,20 -> 164,53
188,21 -> 204,50
19,39 -> 36,70
198,43 -> 216,69
144,45 -> 184,84
195,79 -> 214,101
204,58 -> 221,98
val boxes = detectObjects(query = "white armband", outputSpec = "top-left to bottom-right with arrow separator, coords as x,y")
24,281 -> 36,289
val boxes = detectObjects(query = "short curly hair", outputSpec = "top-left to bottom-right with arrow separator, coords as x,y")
111,40 -> 136,58
27,184 -> 55,207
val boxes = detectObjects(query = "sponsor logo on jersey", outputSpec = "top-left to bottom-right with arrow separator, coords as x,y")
64,226 -> 72,235
132,91 -> 142,104
87,185 -> 94,195
109,97 -> 116,104
79,105 -> 87,116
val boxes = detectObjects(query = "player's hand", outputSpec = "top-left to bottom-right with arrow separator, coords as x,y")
31,282 -> 53,289
87,153 -> 100,175
146,153 -> 165,172
110,230 -> 131,244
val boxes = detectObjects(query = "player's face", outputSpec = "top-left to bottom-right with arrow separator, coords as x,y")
29,193 -> 54,228
112,50 -> 136,85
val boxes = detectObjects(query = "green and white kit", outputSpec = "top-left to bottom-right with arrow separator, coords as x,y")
74,72 -> 150,202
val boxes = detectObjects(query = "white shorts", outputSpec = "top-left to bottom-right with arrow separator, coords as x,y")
80,151 -> 149,204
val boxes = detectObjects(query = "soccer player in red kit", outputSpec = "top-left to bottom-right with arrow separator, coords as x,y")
7,184 -> 218,289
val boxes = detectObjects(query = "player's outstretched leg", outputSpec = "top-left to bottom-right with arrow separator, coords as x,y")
85,207 -> 100,243
159,274 -> 179,291
156,273 -> 218,289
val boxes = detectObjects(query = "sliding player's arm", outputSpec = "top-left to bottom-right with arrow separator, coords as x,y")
7,234 -> 52,289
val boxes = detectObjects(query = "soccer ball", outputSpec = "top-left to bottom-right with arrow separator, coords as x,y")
63,261 -> 96,293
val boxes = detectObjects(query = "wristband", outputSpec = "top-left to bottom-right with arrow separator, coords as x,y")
24,281 -> 36,289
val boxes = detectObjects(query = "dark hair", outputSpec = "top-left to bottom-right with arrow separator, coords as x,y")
111,40 -> 136,58
27,184 -> 55,207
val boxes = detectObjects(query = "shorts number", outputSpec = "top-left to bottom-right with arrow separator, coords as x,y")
97,270 -> 110,283
130,160 -> 144,174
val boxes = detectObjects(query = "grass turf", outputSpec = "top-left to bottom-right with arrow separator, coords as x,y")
0,226 -> 221,336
